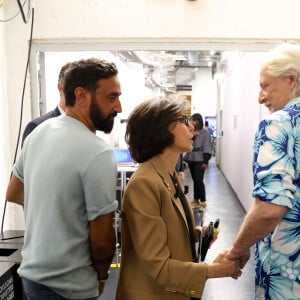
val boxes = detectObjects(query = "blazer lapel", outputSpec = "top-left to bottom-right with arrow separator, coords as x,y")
149,156 -> 189,230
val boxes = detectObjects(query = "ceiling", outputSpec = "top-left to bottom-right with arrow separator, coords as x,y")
113,50 -> 222,93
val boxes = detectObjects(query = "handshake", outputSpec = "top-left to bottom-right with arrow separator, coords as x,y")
207,248 -> 243,279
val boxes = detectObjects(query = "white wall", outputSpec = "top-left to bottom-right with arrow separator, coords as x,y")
218,52 -> 263,211
30,0 -> 300,40
2,0 -> 300,229
3,1 -> 32,163
192,68 -> 217,118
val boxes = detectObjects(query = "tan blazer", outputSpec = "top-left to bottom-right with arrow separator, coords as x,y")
116,155 -> 207,300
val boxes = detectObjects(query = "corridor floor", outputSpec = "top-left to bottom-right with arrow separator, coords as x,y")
102,158 -> 255,300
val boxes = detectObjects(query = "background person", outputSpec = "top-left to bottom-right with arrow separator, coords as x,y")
116,97 -> 240,300
6,58 -> 122,300
227,43 -> 300,300
184,113 -> 212,211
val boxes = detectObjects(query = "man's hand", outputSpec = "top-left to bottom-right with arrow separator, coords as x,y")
227,248 -> 250,279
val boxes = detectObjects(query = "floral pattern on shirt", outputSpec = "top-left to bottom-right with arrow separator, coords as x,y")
252,97 -> 300,300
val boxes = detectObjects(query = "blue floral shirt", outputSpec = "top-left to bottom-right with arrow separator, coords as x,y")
252,97 -> 300,300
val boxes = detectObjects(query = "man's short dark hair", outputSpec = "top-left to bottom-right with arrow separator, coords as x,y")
63,58 -> 118,107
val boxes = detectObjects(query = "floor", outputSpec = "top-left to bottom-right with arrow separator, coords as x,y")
102,158 -> 255,300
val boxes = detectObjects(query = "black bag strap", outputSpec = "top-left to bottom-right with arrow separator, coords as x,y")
170,174 -> 197,262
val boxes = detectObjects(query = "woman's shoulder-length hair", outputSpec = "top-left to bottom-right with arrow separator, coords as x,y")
125,97 -> 190,163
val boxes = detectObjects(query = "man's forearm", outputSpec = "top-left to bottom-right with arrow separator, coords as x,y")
6,175 -> 24,206
232,198 -> 287,253
89,213 -> 116,281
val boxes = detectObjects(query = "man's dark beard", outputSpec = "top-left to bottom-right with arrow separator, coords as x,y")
89,94 -> 115,133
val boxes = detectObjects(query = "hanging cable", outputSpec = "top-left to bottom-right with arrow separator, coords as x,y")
1,5 -> 35,237
16,0 -> 31,24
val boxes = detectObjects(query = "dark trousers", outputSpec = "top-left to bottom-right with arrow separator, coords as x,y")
188,161 -> 206,202
22,277 -> 98,300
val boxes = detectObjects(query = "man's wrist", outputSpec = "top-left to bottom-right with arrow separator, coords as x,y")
231,243 -> 249,254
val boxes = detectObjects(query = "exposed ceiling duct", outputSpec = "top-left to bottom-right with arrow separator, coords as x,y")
113,50 -> 222,93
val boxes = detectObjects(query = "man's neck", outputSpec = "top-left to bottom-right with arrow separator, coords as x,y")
57,104 -> 65,114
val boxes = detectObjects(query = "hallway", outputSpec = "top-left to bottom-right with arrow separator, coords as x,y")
102,158 -> 255,300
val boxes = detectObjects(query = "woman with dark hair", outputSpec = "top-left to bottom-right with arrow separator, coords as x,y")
116,97 -> 240,300
184,113 -> 212,211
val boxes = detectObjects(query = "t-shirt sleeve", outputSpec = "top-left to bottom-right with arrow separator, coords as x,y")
12,151 -> 24,182
83,149 -> 118,220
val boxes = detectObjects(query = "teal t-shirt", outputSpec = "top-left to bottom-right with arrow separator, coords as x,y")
14,115 -> 118,299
